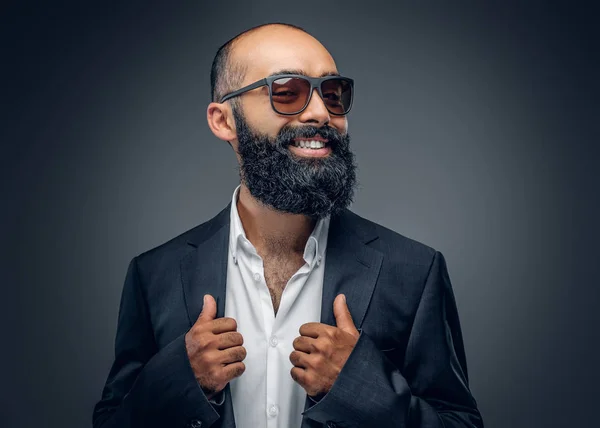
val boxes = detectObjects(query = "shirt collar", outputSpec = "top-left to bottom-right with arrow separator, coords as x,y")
229,185 -> 330,268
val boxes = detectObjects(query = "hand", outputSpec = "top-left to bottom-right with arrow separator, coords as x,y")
185,294 -> 246,400
290,294 -> 360,398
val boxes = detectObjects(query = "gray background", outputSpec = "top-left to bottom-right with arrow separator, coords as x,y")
2,1 -> 598,428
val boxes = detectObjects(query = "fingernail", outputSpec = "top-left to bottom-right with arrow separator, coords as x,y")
342,294 -> 346,302
203,295 -> 207,304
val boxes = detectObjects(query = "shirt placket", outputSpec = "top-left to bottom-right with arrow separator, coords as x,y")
247,251 -> 279,426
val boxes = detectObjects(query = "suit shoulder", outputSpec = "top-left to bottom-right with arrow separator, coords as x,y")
345,210 -> 437,266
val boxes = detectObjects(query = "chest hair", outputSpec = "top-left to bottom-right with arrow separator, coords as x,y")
262,255 -> 306,316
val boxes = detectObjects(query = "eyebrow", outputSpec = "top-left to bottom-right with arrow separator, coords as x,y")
267,69 -> 341,78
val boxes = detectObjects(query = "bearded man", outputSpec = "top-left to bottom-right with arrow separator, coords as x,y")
93,23 -> 484,428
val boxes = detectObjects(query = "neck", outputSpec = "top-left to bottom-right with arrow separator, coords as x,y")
236,183 -> 316,257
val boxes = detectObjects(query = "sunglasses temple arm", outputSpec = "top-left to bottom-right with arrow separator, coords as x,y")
220,78 -> 269,103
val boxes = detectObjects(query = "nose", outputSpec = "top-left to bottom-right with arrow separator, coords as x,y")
297,88 -> 330,127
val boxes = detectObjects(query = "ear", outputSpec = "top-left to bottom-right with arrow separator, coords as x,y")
207,102 -> 237,142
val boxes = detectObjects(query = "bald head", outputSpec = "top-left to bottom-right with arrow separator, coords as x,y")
210,23 -> 335,103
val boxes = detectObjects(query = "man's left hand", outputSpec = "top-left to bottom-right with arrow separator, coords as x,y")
290,294 -> 360,398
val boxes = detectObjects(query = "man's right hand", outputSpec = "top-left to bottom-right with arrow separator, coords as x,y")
184,294 -> 246,400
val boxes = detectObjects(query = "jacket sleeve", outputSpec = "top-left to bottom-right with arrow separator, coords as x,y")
92,257 -> 223,428
301,251 -> 484,427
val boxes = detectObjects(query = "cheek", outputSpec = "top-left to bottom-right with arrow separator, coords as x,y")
331,117 -> 348,134
241,98 -> 292,136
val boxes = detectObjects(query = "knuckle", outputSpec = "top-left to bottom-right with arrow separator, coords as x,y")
221,317 -> 236,330
235,362 -> 245,377
207,366 -> 219,380
332,328 -> 341,341
224,332 -> 239,346
211,349 -> 224,364
204,352 -> 217,365
188,326 -> 201,339
201,335 -> 215,350
314,354 -> 324,369
229,347 -> 242,361
218,368 -> 230,384
326,328 -> 337,340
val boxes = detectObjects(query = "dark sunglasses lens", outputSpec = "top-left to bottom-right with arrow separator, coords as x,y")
321,78 -> 352,115
271,77 -> 311,114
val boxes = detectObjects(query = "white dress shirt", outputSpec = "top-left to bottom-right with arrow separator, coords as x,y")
224,185 -> 330,428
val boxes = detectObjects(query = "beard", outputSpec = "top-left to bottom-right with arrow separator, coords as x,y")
233,105 -> 357,219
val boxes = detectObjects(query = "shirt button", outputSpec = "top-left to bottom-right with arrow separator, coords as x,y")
253,272 -> 261,282
269,335 -> 278,347
267,404 -> 279,417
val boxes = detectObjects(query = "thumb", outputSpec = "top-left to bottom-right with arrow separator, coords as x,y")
197,294 -> 217,322
333,294 -> 357,334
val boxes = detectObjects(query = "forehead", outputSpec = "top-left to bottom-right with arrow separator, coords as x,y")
232,27 -> 339,83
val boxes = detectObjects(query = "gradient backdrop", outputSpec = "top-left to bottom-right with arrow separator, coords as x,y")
2,1 -> 598,428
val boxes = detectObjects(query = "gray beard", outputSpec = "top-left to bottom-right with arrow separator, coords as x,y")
233,106 -> 357,219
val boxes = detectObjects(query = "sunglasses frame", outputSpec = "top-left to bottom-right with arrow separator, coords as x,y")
219,74 -> 354,116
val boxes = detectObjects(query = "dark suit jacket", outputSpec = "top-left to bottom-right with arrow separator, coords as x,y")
93,203 -> 483,428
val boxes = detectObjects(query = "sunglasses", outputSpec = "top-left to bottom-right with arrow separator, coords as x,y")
219,74 -> 354,116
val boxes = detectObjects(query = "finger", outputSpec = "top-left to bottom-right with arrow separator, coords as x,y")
211,317 -> 238,334
292,336 -> 315,353
197,294 -> 217,323
289,350 -> 308,368
224,361 -> 245,380
299,322 -> 328,339
290,366 -> 306,386
333,294 -> 356,332
217,331 -> 244,350
220,346 -> 247,364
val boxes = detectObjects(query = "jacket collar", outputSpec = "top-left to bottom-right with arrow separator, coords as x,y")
181,201 -> 382,327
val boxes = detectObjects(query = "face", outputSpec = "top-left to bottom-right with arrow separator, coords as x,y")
212,26 -> 357,218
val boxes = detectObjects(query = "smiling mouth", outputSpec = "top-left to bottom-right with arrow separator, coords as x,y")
291,139 -> 329,149
288,138 -> 332,158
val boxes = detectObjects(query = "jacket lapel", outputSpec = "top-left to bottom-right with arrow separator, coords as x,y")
301,209 -> 383,425
319,209 -> 383,329
181,202 -> 232,325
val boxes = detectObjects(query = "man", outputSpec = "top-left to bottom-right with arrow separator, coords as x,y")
93,23 -> 483,428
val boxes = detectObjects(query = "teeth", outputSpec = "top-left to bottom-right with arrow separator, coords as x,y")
293,140 -> 325,149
